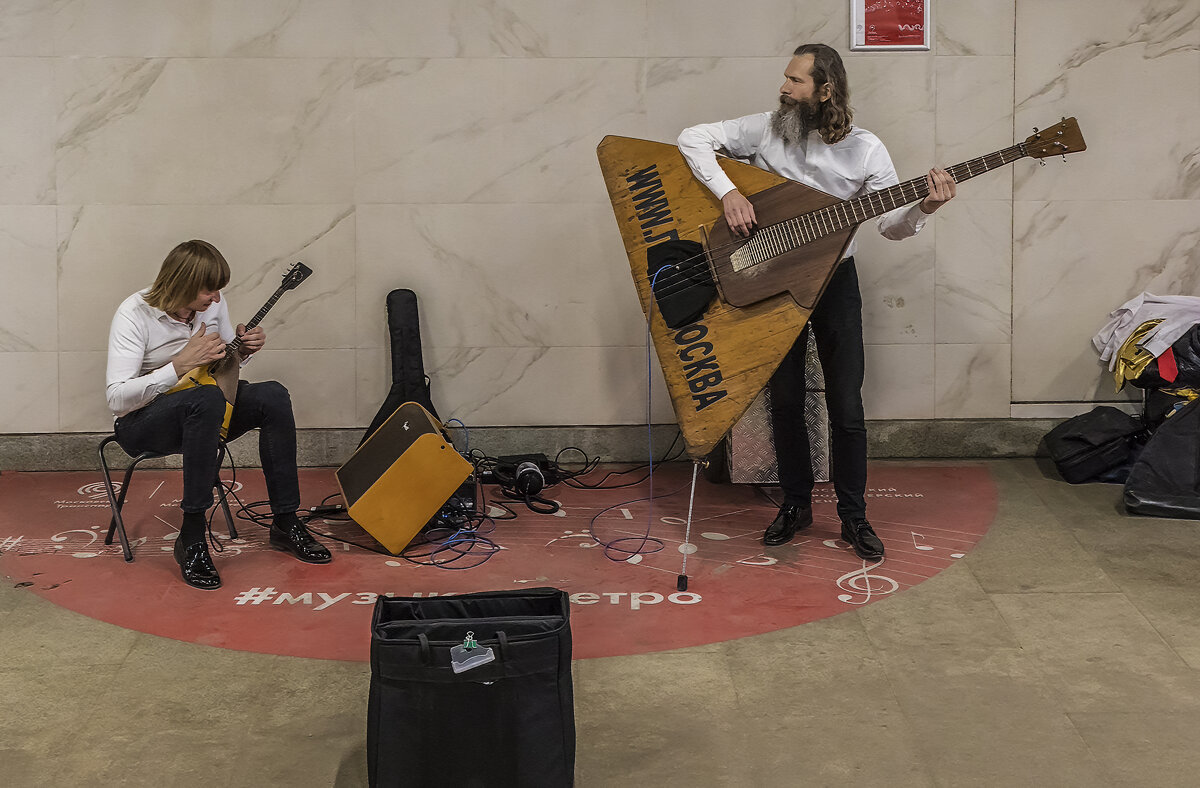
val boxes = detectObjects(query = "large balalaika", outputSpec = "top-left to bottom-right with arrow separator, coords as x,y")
597,117 -> 1086,460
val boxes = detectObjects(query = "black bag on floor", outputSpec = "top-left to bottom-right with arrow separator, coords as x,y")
1124,399 -> 1200,519
367,588 -> 575,788
1043,406 -> 1147,484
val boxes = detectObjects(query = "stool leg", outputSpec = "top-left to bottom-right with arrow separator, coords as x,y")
215,442 -> 238,539
99,440 -> 134,562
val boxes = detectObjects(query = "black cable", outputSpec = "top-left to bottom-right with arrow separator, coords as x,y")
586,481 -> 693,563
557,432 -> 686,490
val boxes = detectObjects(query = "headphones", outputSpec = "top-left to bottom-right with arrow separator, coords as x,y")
495,458 -> 558,514
513,461 -> 545,496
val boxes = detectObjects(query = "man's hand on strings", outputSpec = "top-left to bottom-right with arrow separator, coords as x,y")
236,324 -> 266,359
172,323 -> 225,377
920,168 -> 956,213
722,189 -> 757,237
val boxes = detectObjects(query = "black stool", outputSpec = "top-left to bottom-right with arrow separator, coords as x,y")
98,434 -> 239,562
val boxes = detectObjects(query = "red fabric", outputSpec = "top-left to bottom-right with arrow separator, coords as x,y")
1159,346 -> 1179,383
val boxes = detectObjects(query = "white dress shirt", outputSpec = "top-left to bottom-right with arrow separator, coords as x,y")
105,290 -> 237,417
1092,292 -> 1200,370
677,111 -> 927,257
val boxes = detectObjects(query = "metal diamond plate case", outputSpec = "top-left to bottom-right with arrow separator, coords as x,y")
728,333 -> 829,484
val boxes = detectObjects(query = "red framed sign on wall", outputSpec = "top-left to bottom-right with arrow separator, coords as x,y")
851,0 -> 930,51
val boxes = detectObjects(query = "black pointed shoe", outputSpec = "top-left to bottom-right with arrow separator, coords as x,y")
173,538 -> 221,590
841,517 -> 885,560
269,520 -> 332,564
763,504 -> 814,546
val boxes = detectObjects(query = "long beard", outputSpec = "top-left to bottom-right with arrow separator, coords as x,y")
770,97 -> 822,145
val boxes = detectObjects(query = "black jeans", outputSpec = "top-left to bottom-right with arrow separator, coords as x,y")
769,258 -> 867,521
114,380 -> 300,515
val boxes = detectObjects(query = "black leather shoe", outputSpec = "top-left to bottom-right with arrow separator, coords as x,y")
173,538 -> 221,590
269,520 -> 332,564
841,517 -> 885,560
763,504 -> 813,546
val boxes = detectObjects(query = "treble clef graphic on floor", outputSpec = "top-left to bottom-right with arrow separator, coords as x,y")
835,558 -> 899,606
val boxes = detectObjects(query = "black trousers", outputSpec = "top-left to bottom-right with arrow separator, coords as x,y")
114,380 -> 300,515
769,258 -> 867,521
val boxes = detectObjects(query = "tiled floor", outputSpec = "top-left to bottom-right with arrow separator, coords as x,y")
2,459 -> 1199,786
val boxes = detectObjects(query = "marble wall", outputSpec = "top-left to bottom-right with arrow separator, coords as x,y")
1,0 -> 1196,435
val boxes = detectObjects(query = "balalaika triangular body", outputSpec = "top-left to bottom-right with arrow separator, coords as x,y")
597,119 -> 1086,460
596,136 -> 845,460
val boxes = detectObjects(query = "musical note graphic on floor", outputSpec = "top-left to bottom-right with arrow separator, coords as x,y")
835,560 -> 898,605
911,531 -> 934,551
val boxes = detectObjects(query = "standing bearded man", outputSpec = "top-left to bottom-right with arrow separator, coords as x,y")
677,43 -> 956,558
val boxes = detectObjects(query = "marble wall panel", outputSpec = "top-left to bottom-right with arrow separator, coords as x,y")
0,352 -> 59,432
54,0 -> 211,57
935,200 -> 1012,345
1014,1 -> 1200,202
424,345 -> 675,426
857,220 -> 936,346
642,58 -> 797,145
55,0 -> 360,58
57,350 -> 105,432
0,0 -> 54,56
935,56 -> 1014,202
355,203 -> 644,350
843,55 -> 934,178
357,0 -> 648,58
211,0 -> 357,57
355,58 -> 643,206
936,344 -> 1011,418
646,0 -> 848,59
0,57 -> 56,204
863,343 -> 935,420
356,347 -> 388,427
17,0 -> 1200,435
58,205 -> 357,353
56,58 -> 356,205
0,207 -> 57,352
1012,199 -> 1200,403
936,0 -> 1015,56
240,349 -> 358,428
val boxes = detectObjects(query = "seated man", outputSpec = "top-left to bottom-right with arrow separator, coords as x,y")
105,239 -> 330,590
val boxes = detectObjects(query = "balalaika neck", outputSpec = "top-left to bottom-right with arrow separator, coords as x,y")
225,285 -> 287,353
742,141 -> 1029,263
856,142 -> 1026,221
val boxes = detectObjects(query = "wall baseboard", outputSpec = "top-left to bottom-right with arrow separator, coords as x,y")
0,419 -> 1059,472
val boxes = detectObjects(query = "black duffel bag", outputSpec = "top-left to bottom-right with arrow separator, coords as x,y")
1043,406 -> 1148,484
367,588 -> 575,788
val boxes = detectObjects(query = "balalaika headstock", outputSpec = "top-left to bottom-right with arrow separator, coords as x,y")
281,261 -> 313,291
1024,117 -> 1086,159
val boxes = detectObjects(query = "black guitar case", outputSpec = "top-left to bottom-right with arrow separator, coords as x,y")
361,289 -> 439,446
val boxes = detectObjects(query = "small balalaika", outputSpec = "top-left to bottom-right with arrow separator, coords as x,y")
597,117 -> 1086,460
165,261 -> 313,437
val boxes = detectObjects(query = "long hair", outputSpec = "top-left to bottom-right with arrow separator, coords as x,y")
793,43 -> 853,145
143,240 -> 230,314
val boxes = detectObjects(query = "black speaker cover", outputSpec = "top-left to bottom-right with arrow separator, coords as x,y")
647,240 -> 716,329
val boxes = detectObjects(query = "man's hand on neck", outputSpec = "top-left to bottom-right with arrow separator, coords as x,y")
920,167 -> 957,213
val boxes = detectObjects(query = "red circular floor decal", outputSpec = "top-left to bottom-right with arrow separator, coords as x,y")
0,464 -> 996,660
